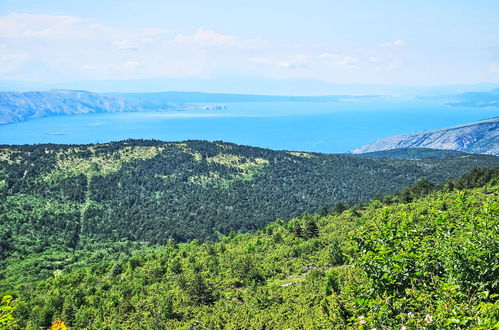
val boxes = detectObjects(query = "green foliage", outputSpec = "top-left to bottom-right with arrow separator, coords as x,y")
304,217 -> 319,238
454,167 -> 499,189
0,140 -> 498,328
0,295 -> 16,329
292,222 -> 303,238
2,140 -> 495,288
349,183 -> 499,328
186,273 -> 216,306
328,238 -> 344,266
398,177 -> 436,202
332,202 -> 348,215
0,169 -> 494,328
319,207 -> 329,217
323,270 -> 340,296
1,139 -> 497,248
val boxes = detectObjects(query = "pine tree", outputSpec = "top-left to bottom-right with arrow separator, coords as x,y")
333,202 -> 347,215
320,207 -> 329,217
293,222 -> 303,238
304,218 -> 319,238
187,273 -> 215,305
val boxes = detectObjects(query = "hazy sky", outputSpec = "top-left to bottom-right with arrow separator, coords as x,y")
1,0 -> 498,85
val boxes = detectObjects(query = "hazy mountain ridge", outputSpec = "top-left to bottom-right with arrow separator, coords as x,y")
0,90 -> 380,125
0,90 -> 140,124
421,88 -> 499,108
1,78 -> 498,96
447,88 -> 499,108
351,117 -> 499,156
108,91 -> 381,103
0,90 -> 210,125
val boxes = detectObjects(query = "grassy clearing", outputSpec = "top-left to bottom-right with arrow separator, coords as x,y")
44,146 -> 164,181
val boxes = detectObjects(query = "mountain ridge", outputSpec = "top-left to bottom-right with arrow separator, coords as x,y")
0,90 -> 216,125
351,117 -> 499,156
350,147 -> 470,159
0,90 -> 382,125
1,139 -> 497,249
1,78 -> 498,96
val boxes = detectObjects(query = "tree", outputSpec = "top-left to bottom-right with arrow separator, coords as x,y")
324,271 -> 340,296
328,238 -> 344,266
153,293 -> 174,323
304,218 -> 319,238
332,202 -> 347,215
233,256 -> 264,285
186,273 -> 215,305
399,178 -> 436,202
293,222 -> 303,238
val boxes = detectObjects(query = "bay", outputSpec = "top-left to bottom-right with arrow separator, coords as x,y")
0,99 -> 497,153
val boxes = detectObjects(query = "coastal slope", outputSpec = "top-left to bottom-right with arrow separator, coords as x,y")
351,117 -> 499,156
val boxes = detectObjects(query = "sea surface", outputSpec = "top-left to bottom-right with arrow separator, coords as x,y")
1,99 -> 497,153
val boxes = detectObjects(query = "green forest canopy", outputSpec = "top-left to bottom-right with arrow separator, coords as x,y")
1,140 -> 498,291
2,167 -> 498,328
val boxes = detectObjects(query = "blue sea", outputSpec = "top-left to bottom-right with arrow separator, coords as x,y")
0,99 -> 497,153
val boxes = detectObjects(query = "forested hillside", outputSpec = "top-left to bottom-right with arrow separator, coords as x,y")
2,168 -> 498,329
351,147 -> 469,159
1,139 -> 497,246
1,140 -> 498,303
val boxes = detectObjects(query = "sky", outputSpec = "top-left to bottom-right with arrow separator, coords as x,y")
0,0 -> 498,86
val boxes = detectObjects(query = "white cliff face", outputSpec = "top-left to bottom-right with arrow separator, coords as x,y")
351,117 -> 499,156
0,90 -> 144,124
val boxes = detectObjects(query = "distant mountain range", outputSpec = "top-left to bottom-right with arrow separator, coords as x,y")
0,90 -> 217,124
422,88 -> 499,108
108,91 -> 379,103
1,78 -> 498,96
447,88 -> 499,108
0,90 -> 138,124
0,90 -> 384,125
351,117 -> 499,156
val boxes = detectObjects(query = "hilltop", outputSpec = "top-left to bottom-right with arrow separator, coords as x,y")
1,139 -> 497,246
